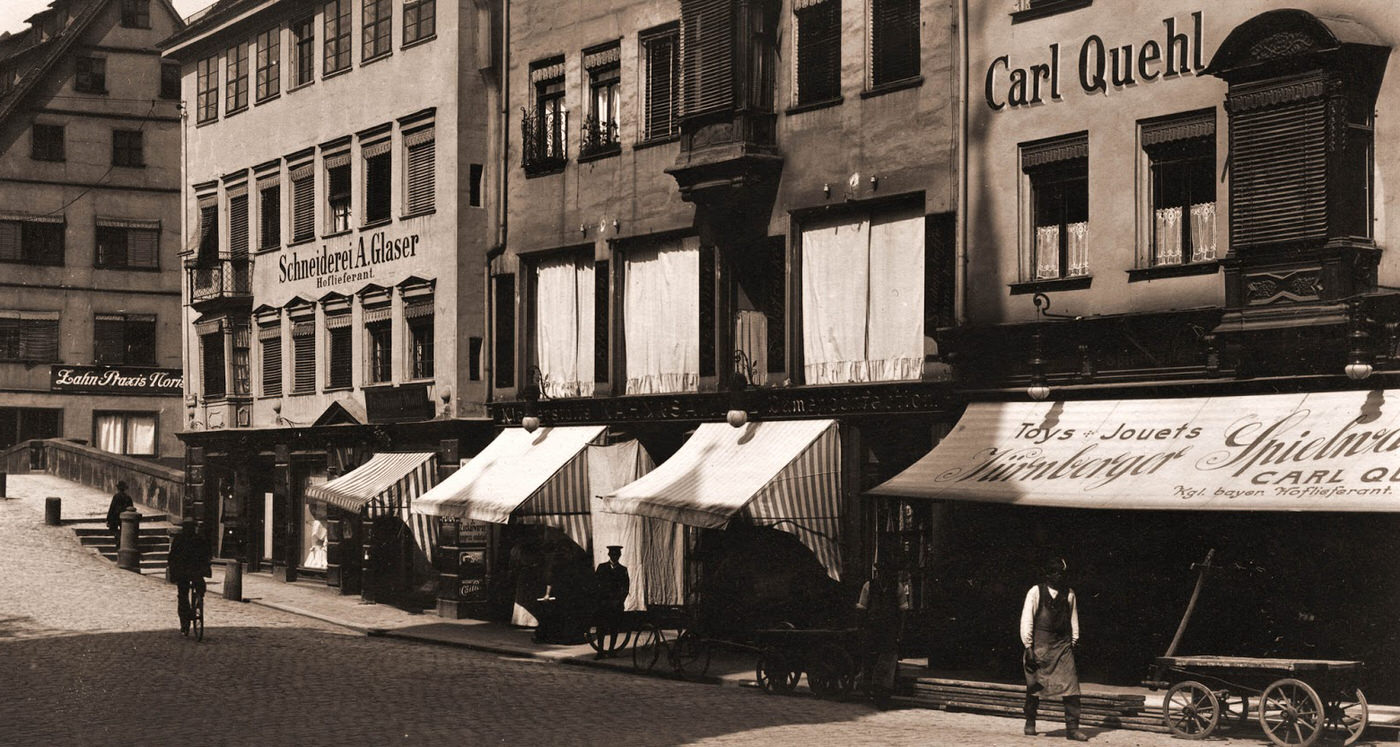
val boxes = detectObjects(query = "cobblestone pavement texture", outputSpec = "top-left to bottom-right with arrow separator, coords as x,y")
0,477 -> 1298,745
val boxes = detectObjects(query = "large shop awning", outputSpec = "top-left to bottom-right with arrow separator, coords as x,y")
304,451 -> 438,513
871,391 -> 1400,511
600,420 -> 843,579
413,425 -> 606,547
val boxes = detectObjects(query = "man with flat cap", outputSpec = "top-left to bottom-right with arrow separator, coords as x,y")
1021,556 -> 1087,741
593,545 -> 630,658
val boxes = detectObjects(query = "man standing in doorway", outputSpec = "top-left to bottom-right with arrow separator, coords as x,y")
1021,557 -> 1087,741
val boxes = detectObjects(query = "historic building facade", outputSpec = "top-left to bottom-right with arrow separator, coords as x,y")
163,0 -> 499,606
0,0 -> 185,461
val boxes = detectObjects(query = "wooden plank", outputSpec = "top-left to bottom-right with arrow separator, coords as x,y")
909,692 -> 1143,718
904,675 -> 1147,701
909,687 -> 1142,711
1155,656 -> 1361,672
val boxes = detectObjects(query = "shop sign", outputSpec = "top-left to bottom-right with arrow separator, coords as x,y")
50,365 -> 183,396
277,230 -> 421,289
873,390 -> 1400,511
985,11 -> 1204,110
364,383 -> 435,423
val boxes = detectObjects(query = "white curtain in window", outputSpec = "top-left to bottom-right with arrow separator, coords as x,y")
1154,206 -> 1183,265
623,241 -> 699,394
1190,201 -> 1217,262
802,216 -> 870,384
96,415 -> 124,454
534,255 -> 595,398
125,415 -> 157,456
1066,221 -> 1090,277
1035,225 -> 1060,279
866,210 -> 924,382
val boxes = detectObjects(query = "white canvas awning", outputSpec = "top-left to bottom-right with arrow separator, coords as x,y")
413,426 -> 606,548
871,391 -> 1400,511
600,420 -> 843,579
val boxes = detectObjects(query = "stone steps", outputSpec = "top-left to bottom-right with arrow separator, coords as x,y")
69,519 -> 175,573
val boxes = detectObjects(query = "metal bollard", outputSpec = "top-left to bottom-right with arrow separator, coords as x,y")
117,510 -> 141,572
44,496 -> 61,525
0,470 -> 7,497
224,559 -> 243,601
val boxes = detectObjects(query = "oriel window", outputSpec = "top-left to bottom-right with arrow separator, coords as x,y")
202,331 -> 226,398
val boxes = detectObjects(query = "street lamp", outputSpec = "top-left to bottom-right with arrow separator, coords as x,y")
727,350 -> 758,427
521,366 -> 545,433
1346,301 -> 1373,381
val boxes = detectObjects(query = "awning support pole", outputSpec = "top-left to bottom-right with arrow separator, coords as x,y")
1163,548 -> 1215,658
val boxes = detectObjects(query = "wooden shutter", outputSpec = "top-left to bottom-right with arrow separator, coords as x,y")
128,229 -> 157,268
364,146 -> 392,223
228,191 -> 249,257
292,319 -> 316,392
259,323 -> 282,395
327,319 -> 351,388
871,0 -> 919,86
680,0 -> 733,117
795,0 -> 840,105
260,183 -> 280,249
290,165 -> 315,240
1229,98 -> 1328,249
198,202 -> 219,259
93,315 -> 124,363
405,128 -> 435,214
0,221 -> 18,261
644,29 -> 678,139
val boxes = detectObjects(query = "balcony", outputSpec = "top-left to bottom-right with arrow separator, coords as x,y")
578,115 -> 620,161
187,257 -> 252,311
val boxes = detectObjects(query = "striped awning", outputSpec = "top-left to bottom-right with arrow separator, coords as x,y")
600,420 -> 843,580
413,426 -> 606,549
304,452 -> 438,514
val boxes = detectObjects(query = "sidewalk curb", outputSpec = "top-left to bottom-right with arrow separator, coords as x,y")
245,598 -> 373,635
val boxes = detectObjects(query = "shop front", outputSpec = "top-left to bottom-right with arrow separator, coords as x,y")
871,391 -> 1400,701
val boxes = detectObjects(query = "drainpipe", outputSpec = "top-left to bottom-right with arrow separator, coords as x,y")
484,0 -> 510,408
956,0 -> 970,327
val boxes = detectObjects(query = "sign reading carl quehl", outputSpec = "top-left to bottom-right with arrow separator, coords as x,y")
51,365 -> 184,396
872,390 -> 1400,512
278,231 -> 420,289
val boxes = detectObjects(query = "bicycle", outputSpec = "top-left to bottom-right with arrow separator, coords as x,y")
180,583 -> 205,642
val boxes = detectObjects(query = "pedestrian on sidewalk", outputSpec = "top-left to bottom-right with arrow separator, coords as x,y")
105,481 -> 133,544
593,545 -> 629,659
169,517 -> 212,634
1021,556 -> 1087,741
857,559 -> 910,708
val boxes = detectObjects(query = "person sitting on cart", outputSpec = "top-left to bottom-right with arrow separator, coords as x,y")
1021,556 -> 1087,741
856,559 -> 910,707
593,545 -> 630,659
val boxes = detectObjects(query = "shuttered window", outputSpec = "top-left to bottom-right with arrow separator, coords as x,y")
291,318 -> 316,393
0,313 -> 59,361
197,56 -> 218,122
259,180 -> 281,249
870,0 -> 919,87
363,142 -> 391,224
202,332 -> 226,397
32,124 -> 63,161
1229,97 -> 1327,250
256,27 -> 280,101
94,314 -> 156,365
20,222 -> 65,266
680,0 -> 733,117
366,314 -> 392,383
259,323 -> 282,396
404,127 -> 435,215
290,164 -> 315,241
228,191 -> 249,257
642,25 -> 679,140
794,0 -> 840,105
198,202 -> 219,260
324,0 -> 351,74
95,224 -> 159,269
326,315 -> 352,388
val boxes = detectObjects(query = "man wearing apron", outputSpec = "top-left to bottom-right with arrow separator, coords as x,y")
1021,557 -> 1087,741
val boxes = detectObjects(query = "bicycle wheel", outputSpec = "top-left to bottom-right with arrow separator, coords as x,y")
193,592 -> 204,642
670,629 -> 712,679
632,623 -> 666,672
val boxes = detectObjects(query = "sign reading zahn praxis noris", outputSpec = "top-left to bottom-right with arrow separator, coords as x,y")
872,390 -> 1400,512
50,365 -> 183,396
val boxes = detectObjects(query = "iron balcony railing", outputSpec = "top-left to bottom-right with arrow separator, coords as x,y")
579,115 -> 620,158
521,106 -> 568,174
188,256 -> 252,304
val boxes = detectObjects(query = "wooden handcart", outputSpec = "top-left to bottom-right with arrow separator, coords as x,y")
753,626 -> 862,699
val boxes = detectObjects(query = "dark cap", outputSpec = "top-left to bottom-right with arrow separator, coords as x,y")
116,481 -> 128,490
606,545 -> 623,552
1043,556 -> 1068,575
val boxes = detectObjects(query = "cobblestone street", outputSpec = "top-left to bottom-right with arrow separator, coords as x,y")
0,487 -> 1283,746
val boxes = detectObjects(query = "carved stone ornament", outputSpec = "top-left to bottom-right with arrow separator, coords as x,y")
1246,270 -> 1322,305
1250,31 -> 1317,60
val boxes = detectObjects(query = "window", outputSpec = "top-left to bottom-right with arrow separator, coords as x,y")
258,177 -> 281,250
291,317 -> 316,393
0,312 -> 60,362
870,0 -> 919,87
292,17 -> 315,86
641,24 -> 679,141
406,300 -> 433,379
679,0 -> 735,117
1023,134 -> 1089,280
468,163 -> 483,208
404,127 -> 435,214
201,331 -> 226,398
232,322 -> 251,395
365,307 -> 392,383
95,222 -> 159,269
32,124 -> 63,161
532,254 -> 596,397
226,43 -> 248,112
196,56 -> 218,122
582,44 -> 620,158
622,239 -> 700,394
119,0 -> 150,28
0,220 -> 65,266
324,0 -> 351,74
289,162 -> 315,242
493,274 -> 516,389
75,56 -> 106,94
1144,112 -> 1216,266
799,205 -> 924,384
258,321 -> 281,396
0,408 -> 61,451
403,0 -> 435,45
94,313 -> 156,365
362,0 -> 391,61
523,58 -> 566,174
326,155 -> 351,233
363,140 -> 391,224
160,62 -> 180,99
227,188 -> 249,256
94,413 -> 157,457
256,27 -> 280,101
326,313 -> 352,388
112,130 -> 143,167
794,0 -> 840,106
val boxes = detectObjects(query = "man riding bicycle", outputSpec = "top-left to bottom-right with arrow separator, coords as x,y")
168,517 -> 212,634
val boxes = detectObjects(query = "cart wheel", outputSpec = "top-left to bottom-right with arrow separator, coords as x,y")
670,629 -> 712,679
756,650 -> 800,694
1259,678 -> 1325,747
808,646 -> 855,699
586,623 -> 634,657
1162,681 -> 1221,739
632,623 -> 666,673
1321,687 -> 1367,746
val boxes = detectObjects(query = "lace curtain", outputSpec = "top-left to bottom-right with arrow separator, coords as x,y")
623,241 -> 699,394
534,254 -> 595,398
1190,201 -> 1217,262
1154,206 -> 1183,265
1035,225 -> 1060,279
1066,221 -> 1089,277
